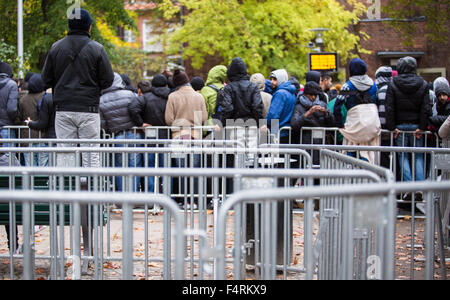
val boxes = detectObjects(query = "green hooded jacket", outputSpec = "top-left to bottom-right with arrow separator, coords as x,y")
201,65 -> 227,119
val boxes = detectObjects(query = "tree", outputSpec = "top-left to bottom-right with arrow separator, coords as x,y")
383,0 -> 449,46
158,0 -> 369,79
0,0 -> 135,74
0,39 -> 31,78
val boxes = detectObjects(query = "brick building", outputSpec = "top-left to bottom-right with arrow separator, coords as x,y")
346,0 -> 449,82
123,1 -> 449,83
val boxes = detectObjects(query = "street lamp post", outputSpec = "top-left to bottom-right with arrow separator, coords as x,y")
17,0 -> 24,78
309,28 -> 329,53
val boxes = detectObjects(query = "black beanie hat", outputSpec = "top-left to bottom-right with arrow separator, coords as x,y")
349,58 -> 367,76
68,8 -> 93,32
0,62 -> 13,78
303,81 -> 322,96
25,72 -> 35,82
305,71 -> 321,84
152,74 -> 167,88
190,77 -> 205,91
27,74 -> 46,94
172,69 -> 190,87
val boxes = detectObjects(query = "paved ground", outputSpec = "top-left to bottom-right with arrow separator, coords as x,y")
0,209 -> 448,280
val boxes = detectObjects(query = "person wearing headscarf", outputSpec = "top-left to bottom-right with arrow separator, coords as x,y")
334,58 -> 380,164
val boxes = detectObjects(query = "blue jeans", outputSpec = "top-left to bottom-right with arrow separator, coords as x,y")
146,152 -> 165,193
173,154 -> 201,195
1,128 -> 16,148
114,131 -> 143,192
395,124 -> 425,182
23,143 -> 49,167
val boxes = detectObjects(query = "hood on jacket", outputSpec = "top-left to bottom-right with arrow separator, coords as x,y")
227,57 -> 249,82
276,81 -> 296,95
393,73 -> 425,94
150,86 -> 171,99
270,69 -> 289,86
434,77 -> 450,97
250,73 -> 266,91
102,73 -> 125,94
349,75 -> 374,92
205,65 -> 227,86
27,74 -> 46,94
397,56 -> 417,75
0,77 -> 11,90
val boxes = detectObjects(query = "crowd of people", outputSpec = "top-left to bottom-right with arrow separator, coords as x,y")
1,8 -> 449,186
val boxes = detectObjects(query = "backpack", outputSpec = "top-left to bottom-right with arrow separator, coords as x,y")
340,89 -> 373,107
208,84 -> 225,121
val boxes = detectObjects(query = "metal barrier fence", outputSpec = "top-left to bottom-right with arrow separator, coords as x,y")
0,190 -> 185,280
0,166 -> 381,280
216,180 -> 450,280
279,126 -> 441,148
318,149 -> 395,279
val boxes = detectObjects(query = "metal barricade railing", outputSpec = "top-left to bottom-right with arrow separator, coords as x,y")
317,149 -> 395,280
277,126 -> 441,147
215,181 -> 450,280
0,166 -> 380,280
0,190 -> 185,280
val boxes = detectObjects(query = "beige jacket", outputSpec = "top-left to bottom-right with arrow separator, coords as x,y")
165,85 -> 208,140
439,116 -> 450,139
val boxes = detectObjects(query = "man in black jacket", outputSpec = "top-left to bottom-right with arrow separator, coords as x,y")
386,56 -> 431,184
41,8 -> 114,168
129,74 -> 171,193
220,57 -> 263,148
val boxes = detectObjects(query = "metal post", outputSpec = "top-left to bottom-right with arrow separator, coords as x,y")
17,0 -> 24,78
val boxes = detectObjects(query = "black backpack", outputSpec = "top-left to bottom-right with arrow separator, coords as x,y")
208,84 -> 225,121
340,89 -> 373,106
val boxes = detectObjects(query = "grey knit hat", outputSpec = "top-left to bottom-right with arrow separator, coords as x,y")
434,77 -> 450,97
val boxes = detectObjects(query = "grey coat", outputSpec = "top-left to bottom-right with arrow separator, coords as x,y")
0,74 -> 18,128
99,73 -> 139,134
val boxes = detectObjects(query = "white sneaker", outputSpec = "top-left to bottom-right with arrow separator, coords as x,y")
185,203 -> 198,210
416,202 -> 426,215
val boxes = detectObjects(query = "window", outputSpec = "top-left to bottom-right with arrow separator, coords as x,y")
124,29 -> 136,43
417,68 -> 447,83
142,20 -> 163,53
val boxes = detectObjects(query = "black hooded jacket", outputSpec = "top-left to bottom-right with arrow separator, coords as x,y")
41,30 -> 114,113
385,58 -> 431,131
129,86 -> 171,139
221,58 -> 263,125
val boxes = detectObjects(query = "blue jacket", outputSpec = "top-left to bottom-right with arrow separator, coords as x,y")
266,81 -> 296,137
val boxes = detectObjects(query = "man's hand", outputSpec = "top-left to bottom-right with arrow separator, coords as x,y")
393,128 -> 400,139
142,123 -> 152,128
305,105 -> 325,118
414,129 -> 424,139
259,125 -> 268,133
24,117 -> 32,126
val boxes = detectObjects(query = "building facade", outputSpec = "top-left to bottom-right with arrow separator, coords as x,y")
349,0 -> 449,82
123,1 -> 449,83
